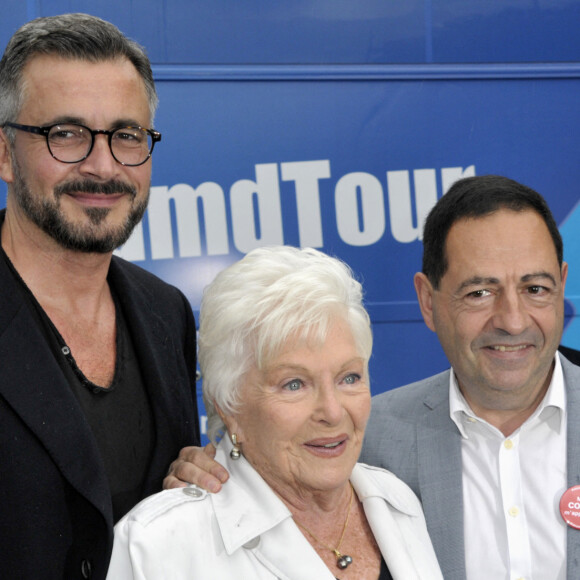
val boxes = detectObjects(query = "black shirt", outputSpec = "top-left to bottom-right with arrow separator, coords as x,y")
3,250 -> 154,522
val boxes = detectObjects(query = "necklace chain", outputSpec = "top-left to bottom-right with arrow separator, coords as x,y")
294,485 -> 354,570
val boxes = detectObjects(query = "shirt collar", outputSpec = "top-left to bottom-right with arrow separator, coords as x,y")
449,352 -> 566,438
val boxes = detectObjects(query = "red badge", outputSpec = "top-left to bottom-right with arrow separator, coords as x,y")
560,486 -> 580,529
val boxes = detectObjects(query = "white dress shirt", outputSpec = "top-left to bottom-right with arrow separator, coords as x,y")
450,354 -> 567,580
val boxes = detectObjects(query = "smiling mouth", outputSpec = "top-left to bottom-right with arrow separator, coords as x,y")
306,439 -> 346,450
490,345 -> 529,352
68,192 -> 126,207
303,437 -> 348,458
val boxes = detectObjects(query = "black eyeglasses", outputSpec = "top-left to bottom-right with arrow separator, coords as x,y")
3,122 -> 162,167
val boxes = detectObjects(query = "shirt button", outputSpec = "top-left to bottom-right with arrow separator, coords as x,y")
81,559 -> 92,578
508,506 -> 519,517
504,439 -> 514,449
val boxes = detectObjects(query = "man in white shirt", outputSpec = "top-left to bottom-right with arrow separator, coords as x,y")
361,174 -> 576,580
166,175 -> 579,580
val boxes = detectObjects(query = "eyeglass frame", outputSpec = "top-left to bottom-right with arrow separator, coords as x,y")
2,122 -> 162,167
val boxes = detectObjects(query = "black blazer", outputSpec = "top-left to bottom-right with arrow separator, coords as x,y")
0,234 -> 200,579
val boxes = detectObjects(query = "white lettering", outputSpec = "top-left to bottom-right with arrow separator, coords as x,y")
335,172 -> 385,246
146,183 -> 229,259
230,163 -> 284,253
441,165 -> 476,194
200,415 -> 208,436
387,169 -> 437,243
123,163 -> 476,261
281,159 -> 330,248
146,185 -> 173,259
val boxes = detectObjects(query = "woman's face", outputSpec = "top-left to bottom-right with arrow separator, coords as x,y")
223,318 -> 370,499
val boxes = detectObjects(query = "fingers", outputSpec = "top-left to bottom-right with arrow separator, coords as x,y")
163,444 -> 229,493
203,442 -> 217,459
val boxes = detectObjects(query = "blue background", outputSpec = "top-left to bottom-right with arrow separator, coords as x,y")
2,1 -> 579,441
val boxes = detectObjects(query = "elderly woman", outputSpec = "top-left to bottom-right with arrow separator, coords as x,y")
108,246 -> 442,580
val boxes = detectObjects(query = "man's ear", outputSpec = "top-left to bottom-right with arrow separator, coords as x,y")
414,272 -> 437,332
561,261 -> 568,291
0,128 -> 14,184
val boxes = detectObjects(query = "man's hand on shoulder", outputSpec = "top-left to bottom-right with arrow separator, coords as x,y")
164,443 -> 229,493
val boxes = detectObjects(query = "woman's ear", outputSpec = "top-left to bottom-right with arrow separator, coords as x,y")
215,402 -> 243,441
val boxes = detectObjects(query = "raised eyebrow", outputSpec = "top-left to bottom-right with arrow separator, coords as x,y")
456,276 -> 500,293
268,357 -> 365,374
456,272 -> 558,294
263,364 -> 309,383
44,116 -> 85,127
110,119 -> 146,130
268,363 -> 307,374
521,272 -> 557,286
43,118 -> 145,130
341,357 -> 366,370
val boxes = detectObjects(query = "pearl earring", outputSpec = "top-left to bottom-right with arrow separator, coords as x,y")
230,433 -> 241,460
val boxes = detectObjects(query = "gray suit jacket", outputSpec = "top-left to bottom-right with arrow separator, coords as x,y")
361,355 -> 580,580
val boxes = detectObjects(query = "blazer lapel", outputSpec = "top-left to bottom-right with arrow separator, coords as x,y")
0,271 -> 112,522
416,378 -> 467,580
562,357 -> 580,580
107,258 -> 197,495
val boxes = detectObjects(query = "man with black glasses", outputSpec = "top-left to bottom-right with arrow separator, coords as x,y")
0,13 -> 199,580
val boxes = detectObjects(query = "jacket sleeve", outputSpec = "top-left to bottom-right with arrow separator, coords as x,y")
179,288 -> 201,444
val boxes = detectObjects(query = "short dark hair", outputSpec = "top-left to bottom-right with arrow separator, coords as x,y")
0,13 -> 158,137
422,175 -> 563,289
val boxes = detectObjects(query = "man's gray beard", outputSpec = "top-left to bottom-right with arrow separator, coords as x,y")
10,155 -> 149,253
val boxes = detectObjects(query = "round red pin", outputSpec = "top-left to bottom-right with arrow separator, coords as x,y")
560,486 -> 580,529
